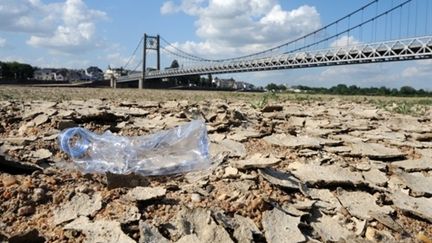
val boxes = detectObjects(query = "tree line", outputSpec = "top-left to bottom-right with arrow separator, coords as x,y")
266,83 -> 432,97
0,61 -> 35,80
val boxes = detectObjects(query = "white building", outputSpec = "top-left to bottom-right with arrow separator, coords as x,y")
212,77 -> 236,89
34,69 -> 56,81
104,67 -> 125,80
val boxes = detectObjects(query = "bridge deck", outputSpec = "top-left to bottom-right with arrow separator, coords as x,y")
117,36 -> 432,83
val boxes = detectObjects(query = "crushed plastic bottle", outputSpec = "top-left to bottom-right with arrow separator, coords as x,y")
58,120 -> 210,176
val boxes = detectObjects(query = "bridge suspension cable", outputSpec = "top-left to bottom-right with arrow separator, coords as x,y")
160,37 -> 213,62
286,0 -> 413,54
123,36 -> 144,69
159,0 -> 382,62
117,0 -> 432,83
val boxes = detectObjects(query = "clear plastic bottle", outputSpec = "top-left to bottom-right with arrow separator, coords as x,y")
58,120 -> 210,176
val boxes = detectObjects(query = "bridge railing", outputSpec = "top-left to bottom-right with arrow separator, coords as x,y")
141,36 -> 431,79
117,35 -> 432,83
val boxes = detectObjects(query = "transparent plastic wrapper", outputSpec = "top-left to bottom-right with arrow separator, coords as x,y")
58,120 -> 210,176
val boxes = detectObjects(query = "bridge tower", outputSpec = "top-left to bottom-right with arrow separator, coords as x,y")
141,33 -> 160,89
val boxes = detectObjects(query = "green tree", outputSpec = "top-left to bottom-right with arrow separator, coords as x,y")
266,83 -> 279,91
399,86 -> 416,96
0,61 -> 34,80
170,60 -> 179,69
278,84 -> 287,91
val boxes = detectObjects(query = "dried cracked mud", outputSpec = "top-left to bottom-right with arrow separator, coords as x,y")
1,87 -> 432,243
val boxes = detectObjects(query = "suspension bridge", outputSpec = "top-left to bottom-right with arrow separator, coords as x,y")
116,0 -> 432,88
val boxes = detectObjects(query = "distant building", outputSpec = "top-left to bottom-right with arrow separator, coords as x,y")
104,67 -> 126,80
235,81 -> 256,91
34,67 -> 102,81
287,88 -> 302,93
34,68 -> 56,81
212,77 -> 236,89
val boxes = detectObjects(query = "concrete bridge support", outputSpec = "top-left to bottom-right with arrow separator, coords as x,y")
139,78 -> 144,89
110,78 -> 117,88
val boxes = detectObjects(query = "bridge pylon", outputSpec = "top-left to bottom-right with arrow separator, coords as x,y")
141,33 -> 160,89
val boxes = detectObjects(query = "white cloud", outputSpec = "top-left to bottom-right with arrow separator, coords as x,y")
161,1 -> 179,14
402,60 -> 432,78
161,0 -> 321,58
0,37 -> 5,47
330,35 -> 360,48
0,0 -> 62,34
0,0 -> 106,53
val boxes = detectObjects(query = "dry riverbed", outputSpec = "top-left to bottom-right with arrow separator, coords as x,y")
1,86 -> 432,242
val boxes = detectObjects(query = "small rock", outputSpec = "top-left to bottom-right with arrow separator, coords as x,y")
365,227 -> 395,242
228,129 -> 261,142
2,175 -> 17,187
3,136 -> 37,146
363,169 -> 388,187
18,121 -> 34,136
395,171 -> 432,196
262,207 -> 306,243
64,216 -> 135,243
416,232 -> 432,243
99,199 -> 141,224
32,188 -> 46,202
191,193 -> 202,202
288,162 -> 364,186
161,100 -> 179,109
353,161 -> 371,171
139,221 -> 169,243
75,184 -> 92,194
368,212 -> 404,232
31,149 -> 52,160
42,134 -> 58,141
53,193 -> 102,225
336,190 -> 394,220
259,168 -> 301,190
224,166 -> 238,178
217,193 -> 228,201
392,158 -> 432,172
33,114 -> 49,126
365,227 -> 377,241
264,134 -> 322,149
352,217 -> 367,235
389,190 -> 432,223
233,214 -> 261,243
18,205 -> 35,216
209,133 -> 226,142
311,213 -> 353,242
232,153 -> 281,169
261,105 -> 283,112
125,186 -> 166,201
137,101 -> 159,108
218,139 -> 247,158
117,121 -> 129,129
58,109 -> 74,118
324,146 -> 352,154
175,207 -> 233,242
349,142 -> 405,160
352,108 -> 380,119
301,188 -> 342,212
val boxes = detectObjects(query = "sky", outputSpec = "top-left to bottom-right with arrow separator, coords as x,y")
0,0 -> 431,89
